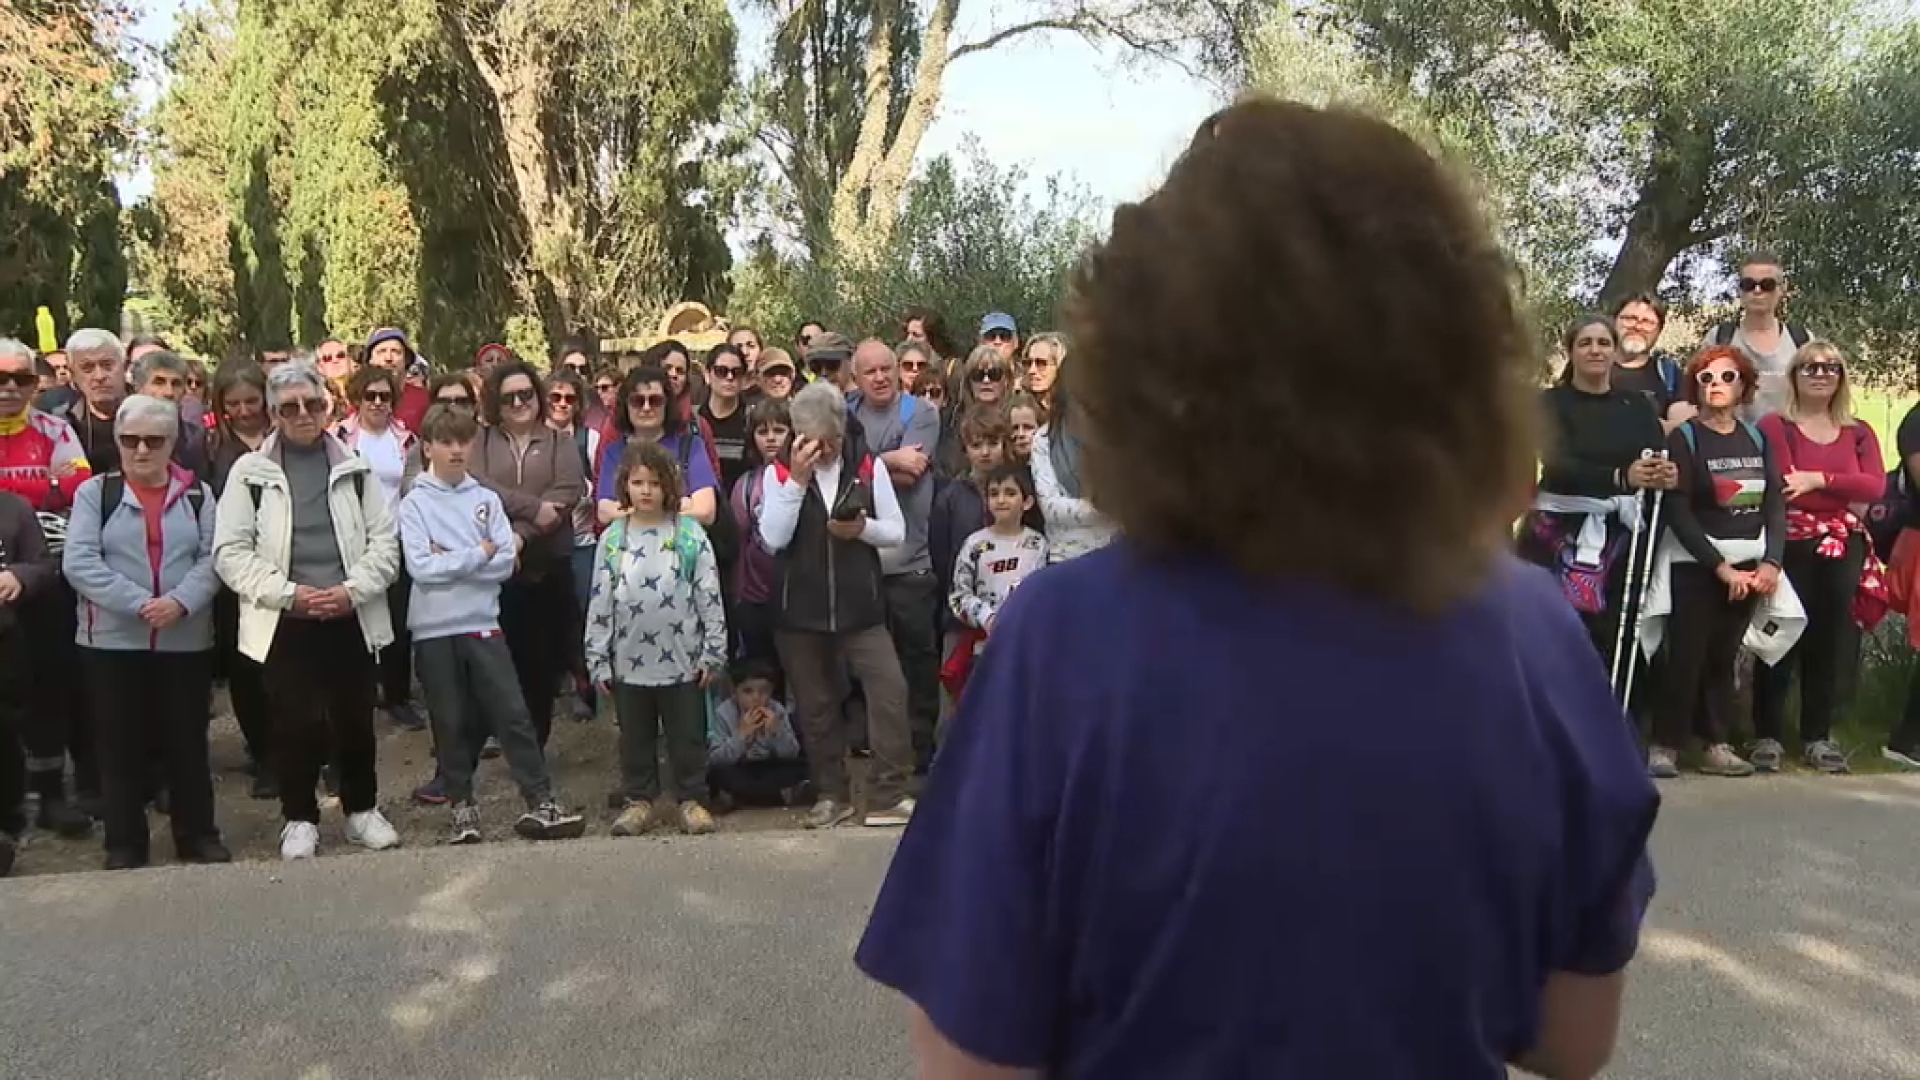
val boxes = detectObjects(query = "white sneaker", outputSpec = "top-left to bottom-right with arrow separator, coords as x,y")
345,808 -> 401,851
280,820 -> 320,861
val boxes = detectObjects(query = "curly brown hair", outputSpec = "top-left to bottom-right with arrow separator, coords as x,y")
1064,97 -> 1537,613
614,438 -> 684,513
1681,345 -> 1759,408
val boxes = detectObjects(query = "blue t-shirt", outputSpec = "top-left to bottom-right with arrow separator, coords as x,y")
855,543 -> 1659,1078
594,430 -> 717,504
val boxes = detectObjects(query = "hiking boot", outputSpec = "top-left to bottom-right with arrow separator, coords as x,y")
1882,743 -> 1920,770
1647,746 -> 1680,780
449,802 -> 483,845
865,798 -> 916,828
1700,744 -> 1756,777
103,848 -> 147,871
412,776 -> 450,806
803,799 -> 857,830
1747,738 -> 1785,773
611,800 -> 655,836
36,797 -> 93,838
678,801 -> 715,836
516,800 -> 587,841
1803,740 -> 1848,774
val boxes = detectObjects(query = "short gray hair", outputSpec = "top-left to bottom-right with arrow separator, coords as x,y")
0,338 -> 31,365
133,349 -> 191,389
266,360 -> 328,404
114,393 -> 179,438
788,381 -> 847,442
66,328 -> 125,364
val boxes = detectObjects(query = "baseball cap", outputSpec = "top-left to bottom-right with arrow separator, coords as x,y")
806,331 -> 853,370
979,312 -> 1018,337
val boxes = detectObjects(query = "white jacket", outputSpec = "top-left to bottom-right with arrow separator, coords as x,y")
1637,534 -> 1806,666
213,432 -> 400,662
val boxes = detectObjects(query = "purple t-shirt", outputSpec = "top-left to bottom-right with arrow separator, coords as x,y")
594,430 -> 717,504
855,544 -> 1658,1077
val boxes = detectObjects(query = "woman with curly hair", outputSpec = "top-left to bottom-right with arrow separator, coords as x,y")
1644,346 -> 1789,780
855,99 -> 1656,1079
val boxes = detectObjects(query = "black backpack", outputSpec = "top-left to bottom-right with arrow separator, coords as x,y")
675,430 -> 738,568
1711,321 -> 1812,351
99,473 -> 207,522
1867,462 -> 1911,562
248,471 -> 365,512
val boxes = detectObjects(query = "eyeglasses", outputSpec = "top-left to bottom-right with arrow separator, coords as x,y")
1696,369 -> 1742,386
549,391 -> 578,405
971,367 -> 1007,384
710,365 -> 744,381
436,395 -> 474,408
629,392 -> 666,410
1738,276 -> 1781,294
276,398 -> 331,418
117,433 -> 169,452
1798,361 -> 1844,378
501,387 -> 538,407
0,370 -> 36,389
361,390 -> 393,404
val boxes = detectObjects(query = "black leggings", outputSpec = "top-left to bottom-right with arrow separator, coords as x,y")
500,571 -> 572,747
1656,561 -> 1758,750
1755,535 -> 1864,745
214,589 -> 272,766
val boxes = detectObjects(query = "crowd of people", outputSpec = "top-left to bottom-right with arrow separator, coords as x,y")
1527,251 -> 1920,781
0,303 -> 1107,875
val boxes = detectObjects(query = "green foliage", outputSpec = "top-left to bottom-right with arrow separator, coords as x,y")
731,144 -> 1098,347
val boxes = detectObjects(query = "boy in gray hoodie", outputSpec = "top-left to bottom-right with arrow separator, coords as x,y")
397,405 -> 585,844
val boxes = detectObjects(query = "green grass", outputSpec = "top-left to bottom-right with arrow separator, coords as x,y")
1848,387 -> 1914,469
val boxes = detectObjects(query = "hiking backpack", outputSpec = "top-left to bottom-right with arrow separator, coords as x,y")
99,474 -> 207,522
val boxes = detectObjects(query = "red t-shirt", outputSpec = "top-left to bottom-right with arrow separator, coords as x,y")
129,480 -> 170,590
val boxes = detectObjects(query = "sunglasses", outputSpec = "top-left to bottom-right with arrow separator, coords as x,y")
983,329 -> 1015,344
921,386 -> 946,402
594,382 -> 616,393
319,352 -> 350,365
501,386 -> 538,407
761,366 -> 795,380
436,395 -> 474,408
1738,276 -> 1780,294
564,361 -> 590,372
900,359 -> 926,373
277,398 -> 331,418
117,433 -> 169,452
1798,361 -> 1844,378
1022,354 -> 1055,369
971,367 -> 1007,384
710,365 -> 744,381
361,389 -> 393,404
629,392 -> 666,410
1696,369 -> 1742,386
549,390 -> 578,405
0,370 -> 37,389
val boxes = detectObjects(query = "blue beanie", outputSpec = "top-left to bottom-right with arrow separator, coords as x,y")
365,327 -> 412,358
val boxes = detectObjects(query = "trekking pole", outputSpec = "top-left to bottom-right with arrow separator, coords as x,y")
1614,450 -> 1669,710
1608,458 -> 1650,699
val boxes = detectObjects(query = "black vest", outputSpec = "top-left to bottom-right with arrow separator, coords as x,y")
772,441 -> 886,635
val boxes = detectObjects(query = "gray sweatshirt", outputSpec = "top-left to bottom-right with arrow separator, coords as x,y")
852,393 -> 941,576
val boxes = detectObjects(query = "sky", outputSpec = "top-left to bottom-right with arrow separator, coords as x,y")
124,0 -> 1223,219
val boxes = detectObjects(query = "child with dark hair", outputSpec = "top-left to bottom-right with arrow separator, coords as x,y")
730,397 -> 792,678
943,464 -> 1047,702
706,660 -> 808,812
929,407 -> 1010,617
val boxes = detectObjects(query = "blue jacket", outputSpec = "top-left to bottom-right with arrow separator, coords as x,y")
62,465 -> 219,652
396,470 -> 519,641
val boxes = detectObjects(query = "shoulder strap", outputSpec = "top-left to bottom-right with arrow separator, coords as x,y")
575,424 -> 592,474
1658,354 -> 1681,397
601,517 -> 629,580
1680,420 -> 1697,456
188,484 -> 206,517
1787,323 -> 1811,348
101,473 -> 123,518
899,395 -> 916,427
1742,419 -> 1766,452
676,430 -> 694,469
674,515 -> 704,582
1714,321 -> 1737,346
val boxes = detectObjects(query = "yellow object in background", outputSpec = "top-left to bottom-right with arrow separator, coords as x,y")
34,307 -> 57,354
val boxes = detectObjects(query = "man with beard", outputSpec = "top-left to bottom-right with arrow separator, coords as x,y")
1611,293 -> 1690,431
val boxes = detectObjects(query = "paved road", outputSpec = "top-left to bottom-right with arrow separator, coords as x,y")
3,775 -> 1918,1079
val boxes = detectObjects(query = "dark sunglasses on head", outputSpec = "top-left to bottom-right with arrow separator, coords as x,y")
971,367 -> 1007,384
1799,361 -> 1844,378
0,370 -> 37,388
983,329 -> 1015,344
360,389 -> 393,404
501,386 -> 538,407
1696,369 -> 1742,386
117,433 -> 169,452
1738,276 -> 1780,294
629,392 -> 666,410
436,395 -> 474,408
549,390 -> 578,405
277,398 -> 331,418
710,365 -> 744,381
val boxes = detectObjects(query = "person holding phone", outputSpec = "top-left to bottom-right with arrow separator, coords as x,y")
756,382 -> 913,830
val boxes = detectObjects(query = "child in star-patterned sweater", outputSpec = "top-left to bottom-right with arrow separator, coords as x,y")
586,440 -> 728,837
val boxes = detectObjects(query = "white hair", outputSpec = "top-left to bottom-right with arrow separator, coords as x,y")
266,360 -> 328,404
1025,331 -> 1068,360
788,381 -> 847,441
0,338 -> 31,365
114,393 -> 179,438
65,328 -> 125,364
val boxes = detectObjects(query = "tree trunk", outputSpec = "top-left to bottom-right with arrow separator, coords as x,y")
1597,126 -> 1717,310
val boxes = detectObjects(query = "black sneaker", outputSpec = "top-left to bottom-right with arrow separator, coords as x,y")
0,833 -> 16,877
36,797 -> 93,838
449,802 -> 483,845
177,839 -> 233,864
515,800 -> 586,841
250,772 -> 280,800
103,848 -> 148,871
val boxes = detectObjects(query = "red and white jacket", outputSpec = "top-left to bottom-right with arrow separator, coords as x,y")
0,409 -> 92,514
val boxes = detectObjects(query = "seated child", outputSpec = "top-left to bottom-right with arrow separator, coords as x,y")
707,660 -> 808,811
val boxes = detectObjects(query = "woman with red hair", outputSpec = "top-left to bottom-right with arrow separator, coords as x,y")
1648,346 -> 1786,779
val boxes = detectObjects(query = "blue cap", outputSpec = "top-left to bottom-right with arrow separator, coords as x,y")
979,311 -> 1017,337
365,327 -> 413,359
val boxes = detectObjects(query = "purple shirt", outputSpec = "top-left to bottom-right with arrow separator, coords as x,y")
594,430 -> 717,504
855,544 -> 1658,1077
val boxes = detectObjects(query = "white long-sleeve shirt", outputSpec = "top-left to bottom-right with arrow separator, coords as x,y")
1029,427 -> 1115,564
756,455 -> 905,554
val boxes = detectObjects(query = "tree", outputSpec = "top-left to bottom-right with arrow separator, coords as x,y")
1245,0 -> 1920,360
747,0 -> 1259,262
731,143 -> 1098,345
